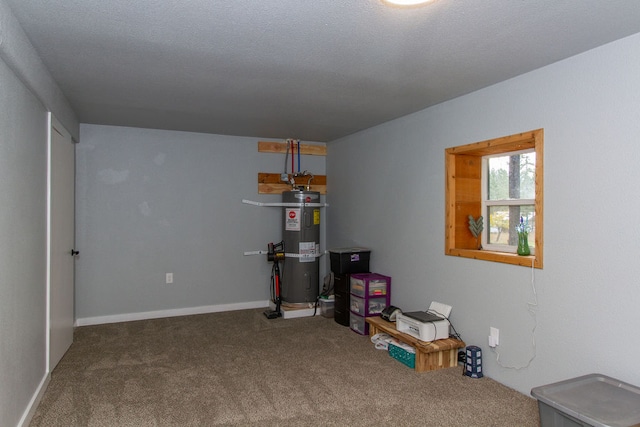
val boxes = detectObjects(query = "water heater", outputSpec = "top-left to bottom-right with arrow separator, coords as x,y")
281,190 -> 320,304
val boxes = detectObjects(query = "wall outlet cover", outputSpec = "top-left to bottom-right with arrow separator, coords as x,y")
490,327 -> 499,346
488,335 -> 497,348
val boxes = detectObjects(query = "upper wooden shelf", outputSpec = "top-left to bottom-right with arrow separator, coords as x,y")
258,141 -> 326,156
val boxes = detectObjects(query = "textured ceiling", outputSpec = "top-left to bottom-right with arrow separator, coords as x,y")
5,0 -> 640,141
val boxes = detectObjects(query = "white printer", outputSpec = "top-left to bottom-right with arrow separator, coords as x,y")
395,302 -> 452,342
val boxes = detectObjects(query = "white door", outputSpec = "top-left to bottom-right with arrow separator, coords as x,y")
49,115 -> 75,370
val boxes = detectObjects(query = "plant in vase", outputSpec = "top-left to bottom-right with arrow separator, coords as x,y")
468,215 -> 484,250
515,216 -> 531,256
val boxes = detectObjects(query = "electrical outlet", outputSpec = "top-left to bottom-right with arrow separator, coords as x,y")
490,327 -> 500,346
488,335 -> 497,348
166,273 -> 173,284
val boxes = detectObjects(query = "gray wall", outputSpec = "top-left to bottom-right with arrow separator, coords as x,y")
0,0 -> 78,141
0,0 -> 79,425
327,32 -> 640,395
0,56 -> 48,427
76,125 -> 326,322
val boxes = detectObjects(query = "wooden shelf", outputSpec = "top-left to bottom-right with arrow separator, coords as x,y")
258,141 -> 326,156
256,140 -> 327,194
258,173 -> 326,195
366,316 -> 465,372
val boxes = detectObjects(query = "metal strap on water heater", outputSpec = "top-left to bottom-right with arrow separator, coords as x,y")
242,199 -> 328,208
284,252 -> 323,259
243,250 -> 326,258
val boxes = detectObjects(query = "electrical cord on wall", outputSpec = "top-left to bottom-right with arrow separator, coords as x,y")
491,257 -> 538,370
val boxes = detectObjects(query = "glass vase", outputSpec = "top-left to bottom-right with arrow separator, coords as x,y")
517,232 -> 530,256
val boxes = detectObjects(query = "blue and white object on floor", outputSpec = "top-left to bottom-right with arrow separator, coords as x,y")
464,345 -> 483,379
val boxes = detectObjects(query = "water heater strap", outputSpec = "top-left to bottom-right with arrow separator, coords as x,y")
243,250 -> 268,256
243,250 -> 326,257
242,199 -> 328,208
284,252 -> 323,259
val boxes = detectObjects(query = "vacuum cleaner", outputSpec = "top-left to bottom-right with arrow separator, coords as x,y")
264,241 -> 285,319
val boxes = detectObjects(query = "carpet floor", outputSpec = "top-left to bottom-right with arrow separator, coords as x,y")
30,308 -> 540,426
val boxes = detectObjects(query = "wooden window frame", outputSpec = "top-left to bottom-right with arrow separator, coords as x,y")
445,129 -> 544,269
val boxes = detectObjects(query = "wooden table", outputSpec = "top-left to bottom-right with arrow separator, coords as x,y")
366,316 -> 465,372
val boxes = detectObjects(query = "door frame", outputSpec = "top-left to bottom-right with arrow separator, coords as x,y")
46,113 -> 76,373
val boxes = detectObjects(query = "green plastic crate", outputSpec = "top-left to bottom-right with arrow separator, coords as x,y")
388,341 -> 415,369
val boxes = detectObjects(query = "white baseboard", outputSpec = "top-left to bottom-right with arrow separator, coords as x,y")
18,372 -> 51,427
75,300 -> 270,326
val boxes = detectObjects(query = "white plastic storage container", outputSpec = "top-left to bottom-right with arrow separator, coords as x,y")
349,273 -> 390,297
319,297 -> 335,318
349,295 -> 366,316
349,312 -> 368,335
350,294 -> 387,316
531,374 -> 640,427
367,297 -> 387,315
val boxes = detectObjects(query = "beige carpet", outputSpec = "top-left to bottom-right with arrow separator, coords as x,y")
30,308 -> 540,426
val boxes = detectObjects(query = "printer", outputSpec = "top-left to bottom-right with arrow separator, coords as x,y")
395,301 -> 452,342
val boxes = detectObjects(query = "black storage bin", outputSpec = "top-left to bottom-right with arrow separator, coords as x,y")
329,248 -> 371,275
333,292 -> 350,326
330,249 -> 370,327
334,273 -> 350,293
333,275 -> 350,326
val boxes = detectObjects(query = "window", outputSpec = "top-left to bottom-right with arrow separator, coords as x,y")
445,129 -> 543,268
483,150 -> 535,253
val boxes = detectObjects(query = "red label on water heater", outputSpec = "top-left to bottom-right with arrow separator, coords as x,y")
285,208 -> 301,231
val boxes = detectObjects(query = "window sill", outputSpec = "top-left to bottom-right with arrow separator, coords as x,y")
446,248 -> 541,269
